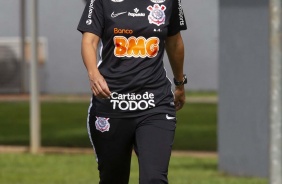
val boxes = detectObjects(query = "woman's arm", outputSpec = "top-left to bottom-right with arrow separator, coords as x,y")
81,32 -> 111,99
165,32 -> 186,111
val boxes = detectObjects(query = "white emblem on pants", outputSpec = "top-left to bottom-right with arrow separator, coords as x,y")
95,117 -> 110,132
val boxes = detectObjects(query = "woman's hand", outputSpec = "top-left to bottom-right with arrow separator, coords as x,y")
89,72 -> 111,99
174,86 -> 185,111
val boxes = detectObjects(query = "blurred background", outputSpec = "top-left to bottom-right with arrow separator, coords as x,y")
0,0 -> 218,93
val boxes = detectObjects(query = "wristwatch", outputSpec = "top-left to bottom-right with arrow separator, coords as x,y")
174,74 -> 187,86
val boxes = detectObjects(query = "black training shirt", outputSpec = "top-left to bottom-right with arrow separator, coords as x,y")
78,0 -> 187,118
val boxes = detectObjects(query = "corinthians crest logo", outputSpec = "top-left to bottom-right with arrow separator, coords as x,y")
147,4 -> 166,26
95,117 -> 110,133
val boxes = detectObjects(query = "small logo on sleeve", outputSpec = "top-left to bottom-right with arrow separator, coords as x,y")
95,117 -> 110,132
86,19 -> 92,25
178,0 -> 185,26
87,0 -> 95,19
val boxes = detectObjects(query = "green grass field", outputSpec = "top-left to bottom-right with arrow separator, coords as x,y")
0,101 -> 217,151
0,97 -> 267,183
0,153 -> 266,184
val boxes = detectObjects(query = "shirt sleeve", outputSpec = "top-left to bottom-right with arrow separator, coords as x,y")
77,0 -> 104,37
167,0 -> 187,37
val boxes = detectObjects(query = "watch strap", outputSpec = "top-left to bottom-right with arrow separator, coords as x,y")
174,74 -> 187,86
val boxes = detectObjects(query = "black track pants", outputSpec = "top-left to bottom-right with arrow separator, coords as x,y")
87,113 -> 176,184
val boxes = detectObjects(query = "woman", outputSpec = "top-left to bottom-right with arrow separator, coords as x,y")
77,0 -> 187,183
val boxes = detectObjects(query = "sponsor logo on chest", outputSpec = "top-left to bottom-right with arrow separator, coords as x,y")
128,8 -> 146,17
114,28 -> 134,34
113,36 -> 160,58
